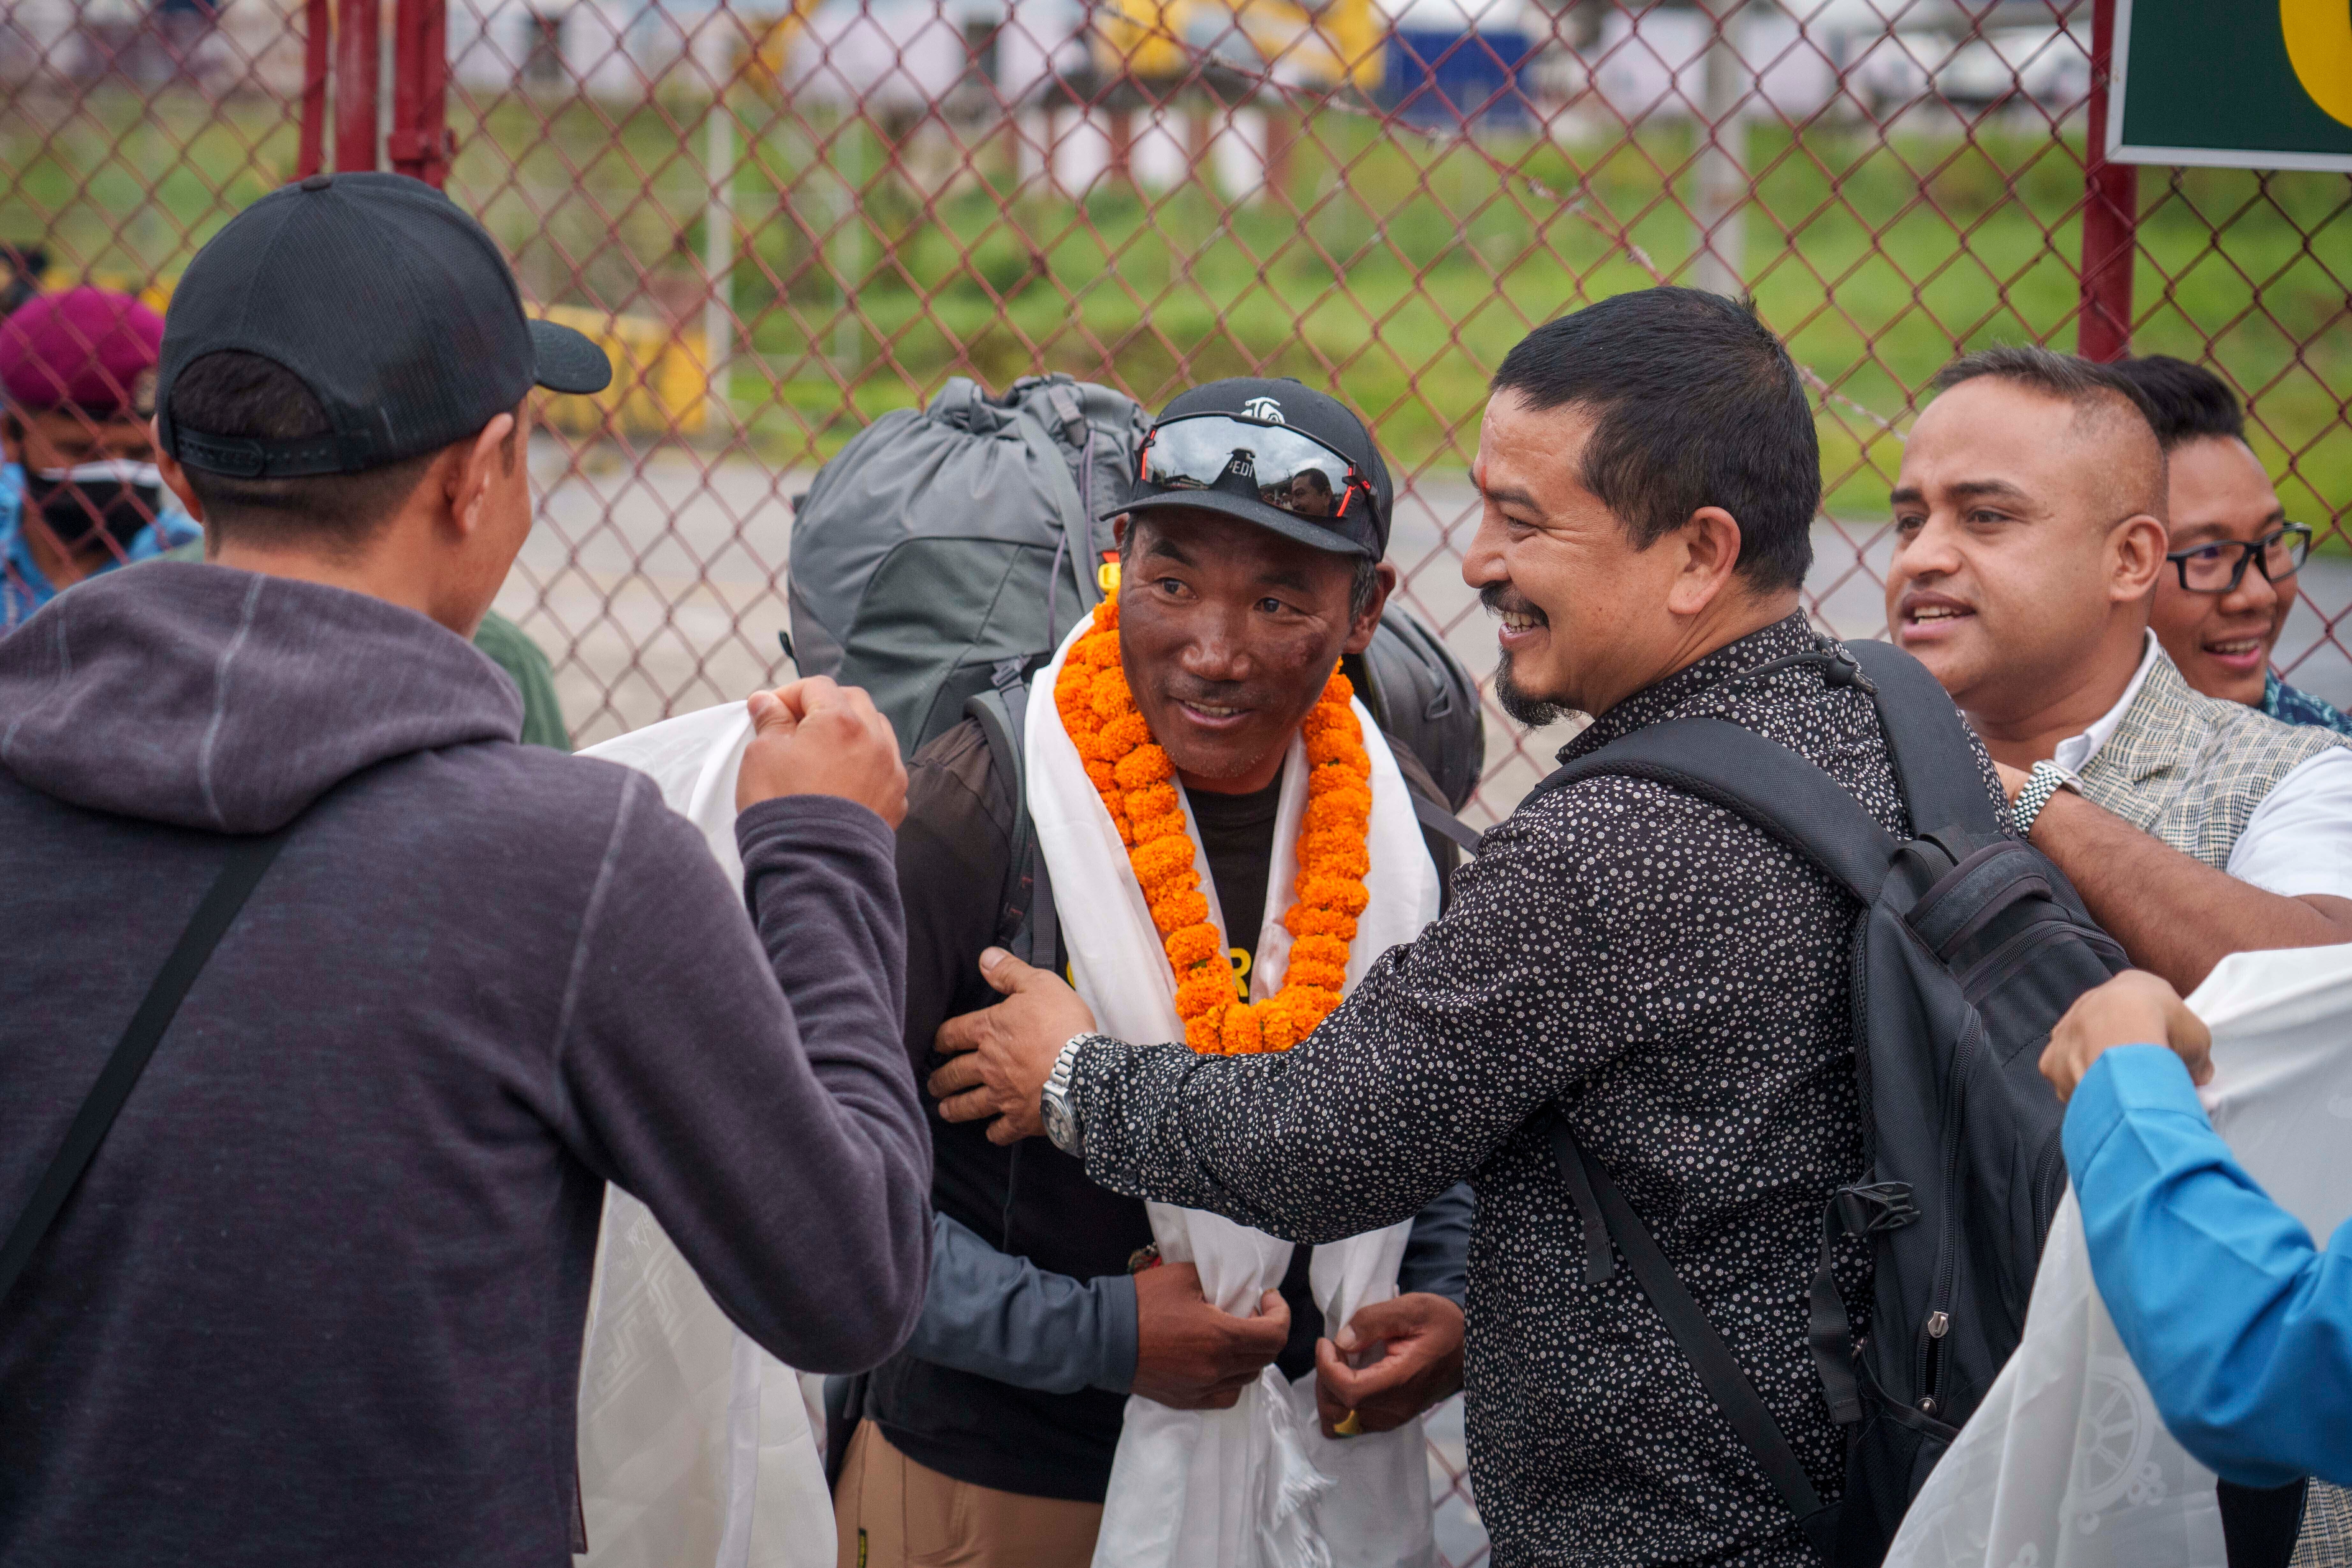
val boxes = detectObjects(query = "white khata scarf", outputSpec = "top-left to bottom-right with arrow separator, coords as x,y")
573,704 -> 834,1568
1884,942 -> 2352,1568
1025,615 -> 1444,1568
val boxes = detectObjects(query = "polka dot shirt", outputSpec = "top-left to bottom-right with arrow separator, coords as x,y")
1070,613 -> 2010,1568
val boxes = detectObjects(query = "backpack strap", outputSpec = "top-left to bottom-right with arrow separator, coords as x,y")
0,824 -> 292,1313
1540,708 -> 1910,1468
1548,1117 -> 1840,1556
1412,794 -> 1483,857
964,670 -> 1058,971
1846,640 -> 2001,839
1536,717 -> 1899,905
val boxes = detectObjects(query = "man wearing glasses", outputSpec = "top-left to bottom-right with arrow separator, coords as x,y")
1885,344 -> 2352,996
2112,354 -> 2351,735
1887,345 -> 2352,1556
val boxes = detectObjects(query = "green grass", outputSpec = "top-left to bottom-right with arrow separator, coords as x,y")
8,84 -> 2349,525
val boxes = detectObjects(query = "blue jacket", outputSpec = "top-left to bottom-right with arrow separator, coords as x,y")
2065,1045 -> 2352,1489
0,461 -> 202,631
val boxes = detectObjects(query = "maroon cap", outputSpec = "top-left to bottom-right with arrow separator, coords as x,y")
1,286 -> 165,416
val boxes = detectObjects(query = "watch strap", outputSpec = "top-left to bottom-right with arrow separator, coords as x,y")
2013,760 -> 2077,839
1041,1032 -> 1095,1154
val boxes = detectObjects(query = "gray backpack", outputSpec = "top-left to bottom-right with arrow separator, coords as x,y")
788,373 -> 1143,756
787,372 -> 1486,811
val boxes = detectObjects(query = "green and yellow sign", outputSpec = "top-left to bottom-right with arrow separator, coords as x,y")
2113,0 -> 2352,172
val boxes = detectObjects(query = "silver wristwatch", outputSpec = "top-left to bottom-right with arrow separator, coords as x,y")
1040,1032 -> 1096,1156
2012,760 -> 2079,839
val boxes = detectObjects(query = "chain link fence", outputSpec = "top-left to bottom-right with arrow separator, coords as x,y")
8,0 -> 2351,816
7,0 -> 2351,1556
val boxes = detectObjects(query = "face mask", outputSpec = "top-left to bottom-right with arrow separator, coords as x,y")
23,459 -> 168,553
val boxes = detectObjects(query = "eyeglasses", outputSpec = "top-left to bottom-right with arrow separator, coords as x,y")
2165,523 -> 2314,594
1137,414 -> 1372,521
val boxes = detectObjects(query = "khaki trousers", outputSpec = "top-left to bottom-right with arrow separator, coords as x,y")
834,1419 -> 1103,1568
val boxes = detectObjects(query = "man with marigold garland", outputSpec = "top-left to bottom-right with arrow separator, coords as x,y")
833,378 -> 1474,1568
933,289 -> 2024,1568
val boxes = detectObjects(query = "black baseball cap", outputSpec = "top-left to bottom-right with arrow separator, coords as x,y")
1114,377 -> 1393,560
156,172 -> 612,478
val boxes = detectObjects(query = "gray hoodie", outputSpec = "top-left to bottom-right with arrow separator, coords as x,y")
0,561 -> 929,1567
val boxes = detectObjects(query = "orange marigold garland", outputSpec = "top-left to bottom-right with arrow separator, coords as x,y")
1055,597 -> 1374,1055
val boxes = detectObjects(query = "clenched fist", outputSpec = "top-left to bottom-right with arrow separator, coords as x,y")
2040,968 -> 2212,1103
734,677 -> 908,827
1131,1264 -> 1292,1411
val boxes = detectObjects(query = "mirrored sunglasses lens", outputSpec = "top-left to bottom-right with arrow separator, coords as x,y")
1145,418 -> 1348,517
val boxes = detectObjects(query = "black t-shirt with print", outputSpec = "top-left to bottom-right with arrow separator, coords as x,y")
1185,773 -> 1283,1001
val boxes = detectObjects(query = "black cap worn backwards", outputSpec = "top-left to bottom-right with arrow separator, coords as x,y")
157,172 -> 613,478
1116,377 -> 1393,560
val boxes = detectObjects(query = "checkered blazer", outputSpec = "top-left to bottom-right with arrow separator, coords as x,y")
2076,648 -> 2349,869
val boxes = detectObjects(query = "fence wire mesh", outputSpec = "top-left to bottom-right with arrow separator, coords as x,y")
8,0 -> 2352,822
5,0 -> 2351,1553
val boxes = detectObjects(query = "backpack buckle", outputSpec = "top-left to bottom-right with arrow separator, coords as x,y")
1833,1182 -> 1918,1235
1818,646 -> 1877,695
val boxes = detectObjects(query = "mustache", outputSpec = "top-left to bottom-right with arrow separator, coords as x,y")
1160,680 -> 1258,708
1479,582 -> 1548,622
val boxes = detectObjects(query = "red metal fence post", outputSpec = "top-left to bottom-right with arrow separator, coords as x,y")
297,0 -> 332,178
334,0 -> 381,172
2078,0 -> 2137,362
35,0 -> 2347,867
419,0 -> 450,187
389,0 -> 451,187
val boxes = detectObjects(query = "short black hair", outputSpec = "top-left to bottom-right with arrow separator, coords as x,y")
168,350 -> 442,552
2110,355 -> 2246,450
1931,344 -> 2157,426
1489,287 -> 1819,593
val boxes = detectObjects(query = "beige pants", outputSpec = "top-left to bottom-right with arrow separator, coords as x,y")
834,1419 -> 1103,1568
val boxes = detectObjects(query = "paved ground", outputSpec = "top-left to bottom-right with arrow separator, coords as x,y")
500,443 -> 2352,822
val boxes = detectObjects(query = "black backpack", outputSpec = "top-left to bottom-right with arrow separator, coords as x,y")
1355,605 -> 1484,813
1533,639 -> 2128,1566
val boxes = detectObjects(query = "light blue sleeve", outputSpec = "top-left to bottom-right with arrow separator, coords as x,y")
2064,1044 -> 2352,1489
901,1212 -> 1139,1395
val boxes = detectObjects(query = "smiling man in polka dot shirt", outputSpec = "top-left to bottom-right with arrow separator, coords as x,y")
929,288 -> 2011,1568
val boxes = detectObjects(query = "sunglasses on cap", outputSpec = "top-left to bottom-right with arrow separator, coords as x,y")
1137,414 -> 1373,522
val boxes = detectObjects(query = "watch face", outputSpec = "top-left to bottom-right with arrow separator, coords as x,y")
1041,1095 -> 1075,1152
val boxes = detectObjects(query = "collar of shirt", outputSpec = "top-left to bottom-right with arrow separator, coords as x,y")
2051,630 -> 2161,775
1558,611 -> 1826,764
